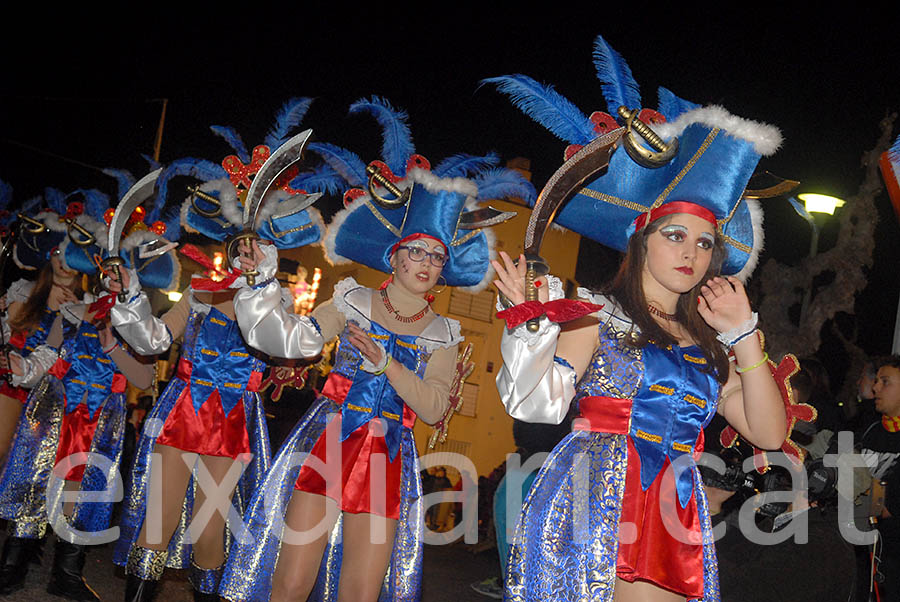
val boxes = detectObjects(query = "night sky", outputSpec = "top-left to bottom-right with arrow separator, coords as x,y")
2,10 -> 899,367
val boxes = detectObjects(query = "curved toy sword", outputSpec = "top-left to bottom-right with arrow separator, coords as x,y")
521,128 -> 624,331
231,129 -> 316,286
102,168 -> 162,301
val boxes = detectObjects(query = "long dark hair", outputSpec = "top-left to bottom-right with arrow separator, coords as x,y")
604,214 -> 730,384
8,261 -> 82,335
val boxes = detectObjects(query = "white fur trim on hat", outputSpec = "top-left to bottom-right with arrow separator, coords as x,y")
653,106 -> 783,157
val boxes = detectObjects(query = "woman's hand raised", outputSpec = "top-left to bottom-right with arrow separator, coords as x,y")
491,251 -> 549,306
697,276 -> 753,334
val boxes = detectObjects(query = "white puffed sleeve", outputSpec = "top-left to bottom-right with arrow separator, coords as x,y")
109,268 -> 172,355
495,317 -> 577,425
233,244 -> 324,359
10,345 -> 59,389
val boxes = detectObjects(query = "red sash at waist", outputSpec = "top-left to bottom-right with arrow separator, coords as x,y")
176,357 -> 263,392
0,380 -> 27,403
321,372 -> 417,428
575,396 -> 633,434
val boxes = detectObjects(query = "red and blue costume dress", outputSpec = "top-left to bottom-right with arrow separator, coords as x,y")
498,293 -> 722,602
0,303 -> 130,539
112,292 -> 271,574
221,277 -> 462,602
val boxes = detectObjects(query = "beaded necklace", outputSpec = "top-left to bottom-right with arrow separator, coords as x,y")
647,304 -> 677,321
381,288 -> 429,323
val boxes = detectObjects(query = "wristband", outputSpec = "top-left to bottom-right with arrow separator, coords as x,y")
716,312 -> 759,347
373,354 -> 392,376
735,352 -> 768,374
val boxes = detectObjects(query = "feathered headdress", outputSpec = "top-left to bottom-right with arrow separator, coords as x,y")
486,35 -> 783,281
175,97 -> 327,249
317,97 -> 536,291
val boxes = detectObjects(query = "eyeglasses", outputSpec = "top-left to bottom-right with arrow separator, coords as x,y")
398,245 -> 448,267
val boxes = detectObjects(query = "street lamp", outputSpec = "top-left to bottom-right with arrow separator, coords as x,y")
789,193 -> 846,326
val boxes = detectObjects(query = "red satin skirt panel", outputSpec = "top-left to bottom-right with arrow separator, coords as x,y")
295,416 -> 403,520
616,437 -> 704,599
54,404 -> 100,482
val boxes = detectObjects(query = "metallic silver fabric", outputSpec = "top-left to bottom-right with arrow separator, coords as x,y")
109,291 -> 172,355
233,278 -> 324,359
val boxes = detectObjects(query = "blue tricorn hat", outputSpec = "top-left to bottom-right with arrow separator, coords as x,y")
316,97 -> 535,291
175,98 -> 327,250
487,35 -> 783,281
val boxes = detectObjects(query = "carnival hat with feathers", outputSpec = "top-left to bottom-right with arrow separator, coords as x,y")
173,98 -> 328,249
82,167 -> 183,292
315,97 -> 536,292
486,35 -> 783,281
9,185 -> 108,274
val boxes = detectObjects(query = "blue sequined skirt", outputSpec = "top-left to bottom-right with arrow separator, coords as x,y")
0,376 -> 126,540
504,430 -> 719,602
220,396 -> 424,601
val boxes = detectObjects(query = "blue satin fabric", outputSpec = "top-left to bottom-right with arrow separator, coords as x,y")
333,185 -> 491,287
628,344 -> 719,508
112,306 -> 271,571
332,321 -> 426,462
20,308 -> 59,355
551,123 -> 761,275
189,307 -> 260,416
60,321 -> 117,415
16,226 -> 65,269
0,320 -> 126,539
505,315 -> 722,602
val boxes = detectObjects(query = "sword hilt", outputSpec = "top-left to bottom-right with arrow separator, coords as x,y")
366,165 -> 412,209
618,106 -> 678,168
101,256 -> 128,303
523,253 -> 549,333
226,230 -> 261,287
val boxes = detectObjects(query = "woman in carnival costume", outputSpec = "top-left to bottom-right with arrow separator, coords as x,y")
0,183 -> 81,463
106,99 -> 328,602
0,185 -> 166,601
488,36 -> 788,601
219,96 -> 534,602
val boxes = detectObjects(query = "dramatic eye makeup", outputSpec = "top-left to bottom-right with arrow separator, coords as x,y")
660,225 -> 688,241
697,232 -> 715,249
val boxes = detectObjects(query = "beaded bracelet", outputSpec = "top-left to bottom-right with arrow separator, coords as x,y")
735,352 -> 768,374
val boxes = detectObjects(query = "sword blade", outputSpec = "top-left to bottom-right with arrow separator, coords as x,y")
242,129 -> 313,230
458,206 -> 517,230
524,128 -> 623,256
106,168 -> 163,255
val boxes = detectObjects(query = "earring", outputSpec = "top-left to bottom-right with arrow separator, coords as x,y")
430,275 -> 447,296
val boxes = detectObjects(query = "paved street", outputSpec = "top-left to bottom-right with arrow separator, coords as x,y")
0,533 -> 502,601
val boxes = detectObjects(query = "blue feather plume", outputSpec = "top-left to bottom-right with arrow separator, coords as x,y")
474,168 -> 537,204
308,142 -> 368,188
152,158 -> 228,222
21,195 -> 43,216
483,75 -> 594,145
210,125 -> 250,163
349,97 -> 415,175
102,168 -> 136,200
160,207 -> 182,242
434,153 -> 499,178
44,188 -> 67,215
141,154 -> 162,171
265,97 -> 314,151
592,35 -> 641,114
290,164 -> 346,195
73,189 -> 110,222
657,87 -> 700,122
0,179 -> 11,212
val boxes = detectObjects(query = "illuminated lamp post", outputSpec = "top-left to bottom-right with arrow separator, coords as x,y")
790,193 -> 846,327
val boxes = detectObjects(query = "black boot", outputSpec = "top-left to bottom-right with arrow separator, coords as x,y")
0,536 -> 32,595
124,573 -> 159,602
46,539 -> 100,601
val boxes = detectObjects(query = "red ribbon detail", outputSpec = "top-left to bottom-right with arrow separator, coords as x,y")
88,294 -> 118,321
496,299 -> 605,329
179,244 -> 241,291
8,331 -> 27,350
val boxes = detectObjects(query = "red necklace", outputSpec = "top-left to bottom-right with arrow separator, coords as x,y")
381,288 -> 429,323
648,304 -> 677,321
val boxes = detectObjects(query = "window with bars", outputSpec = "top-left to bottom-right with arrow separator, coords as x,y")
448,288 -> 495,322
